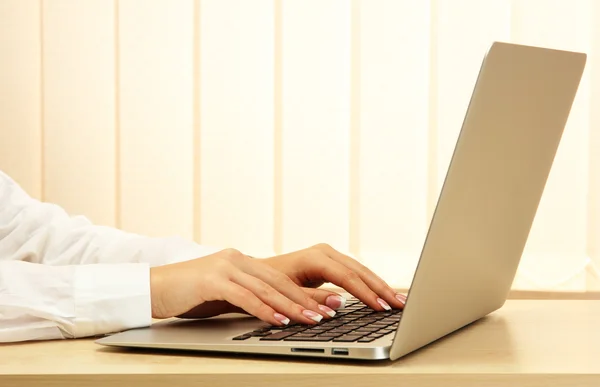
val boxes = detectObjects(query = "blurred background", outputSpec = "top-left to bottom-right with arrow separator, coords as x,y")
0,0 -> 598,293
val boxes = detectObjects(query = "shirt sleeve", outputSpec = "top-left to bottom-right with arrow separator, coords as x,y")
0,261 -> 150,342
0,170 -> 221,343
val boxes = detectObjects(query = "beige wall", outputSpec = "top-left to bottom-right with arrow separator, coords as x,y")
1,0 -> 599,290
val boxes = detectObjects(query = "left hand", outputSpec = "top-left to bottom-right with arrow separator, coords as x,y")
177,243 -> 405,320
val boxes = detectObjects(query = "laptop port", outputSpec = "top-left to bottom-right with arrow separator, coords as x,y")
332,348 -> 349,356
291,348 -> 325,354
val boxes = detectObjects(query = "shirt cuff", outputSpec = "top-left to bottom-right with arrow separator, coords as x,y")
71,263 -> 152,338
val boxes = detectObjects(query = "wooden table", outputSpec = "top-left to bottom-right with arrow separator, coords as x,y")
2,300 -> 600,386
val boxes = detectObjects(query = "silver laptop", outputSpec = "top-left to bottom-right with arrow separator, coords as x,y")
96,42 -> 586,361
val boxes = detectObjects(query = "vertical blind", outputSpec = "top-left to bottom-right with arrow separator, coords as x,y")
0,0 -> 598,290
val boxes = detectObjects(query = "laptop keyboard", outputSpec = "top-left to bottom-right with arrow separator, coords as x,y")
232,298 -> 402,343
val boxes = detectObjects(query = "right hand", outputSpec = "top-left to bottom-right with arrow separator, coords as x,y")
149,249 -> 336,326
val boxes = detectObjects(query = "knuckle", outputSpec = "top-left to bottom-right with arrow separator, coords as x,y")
342,270 -> 360,285
289,303 -> 305,316
347,255 -> 360,263
214,258 -> 234,273
235,287 -> 253,302
314,243 -> 332,251
254,283 -> 273,300
272,277 -> 288,292
307,247 -> 326,260
220,248 -> 246,262
303,295 -> 318,308
296,304 -> 307,316
271,270 -> 292,286
226,287 -> 253,309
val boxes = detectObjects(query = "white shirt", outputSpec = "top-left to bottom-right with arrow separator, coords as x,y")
0,170 -> 220,343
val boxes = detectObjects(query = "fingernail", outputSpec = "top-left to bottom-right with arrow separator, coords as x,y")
302,309 -> 323,322
274,313 -> 290,325
377,298 -> 392,311
325,295 -> 346,310
318,304 -> 336,318
395,293 -> 406,304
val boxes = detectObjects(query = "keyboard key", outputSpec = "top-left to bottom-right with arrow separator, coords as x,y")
242,325 -> 305,337
330,329 -> 354,335
346,323 -> 365,328
284,336 -> 333,342
284,325 -> 310,332
249,331 -> 273,337
282,335 -> 314,341
232,335 -> 251,340
370,324 -> 390,328
268,326 -> 285,330
354,329 -> 375,335
290,333 -> 316,338
333,335 -> 364,342
357,337 -> 375,343
358,320 -> 378,325
332,326 -> 355,331
259,331 -> 297,341
317,332 -> 343,338
312,335 -> 335,341
303,328 -> 328,333
269,323 -> 303,330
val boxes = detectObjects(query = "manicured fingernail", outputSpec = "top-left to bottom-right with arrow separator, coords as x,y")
377,298 -> 391,311
395,293 -> 406,304
318,304 -> 336,318
325,295 -> 346,310
302,310 -> 323,322
274,313 -> 290,325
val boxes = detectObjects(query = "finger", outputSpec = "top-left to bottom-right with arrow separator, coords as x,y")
318,244 -> 406,309
243,260 -> 335,319
302,287 -> 347,311
308,253 -> 389,312
231,271 -> 322,324
221,282 -> 291,326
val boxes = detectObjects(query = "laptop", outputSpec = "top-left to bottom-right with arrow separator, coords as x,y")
96,41 -> 586,361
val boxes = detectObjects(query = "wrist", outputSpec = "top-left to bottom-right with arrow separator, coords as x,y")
149,266 -> 166,319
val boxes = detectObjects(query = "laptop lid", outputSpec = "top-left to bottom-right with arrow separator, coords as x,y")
390,41 -> 586,360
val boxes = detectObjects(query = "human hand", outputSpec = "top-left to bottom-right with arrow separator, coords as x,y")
149,248 -> 339,326
263,243 -> 406,312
